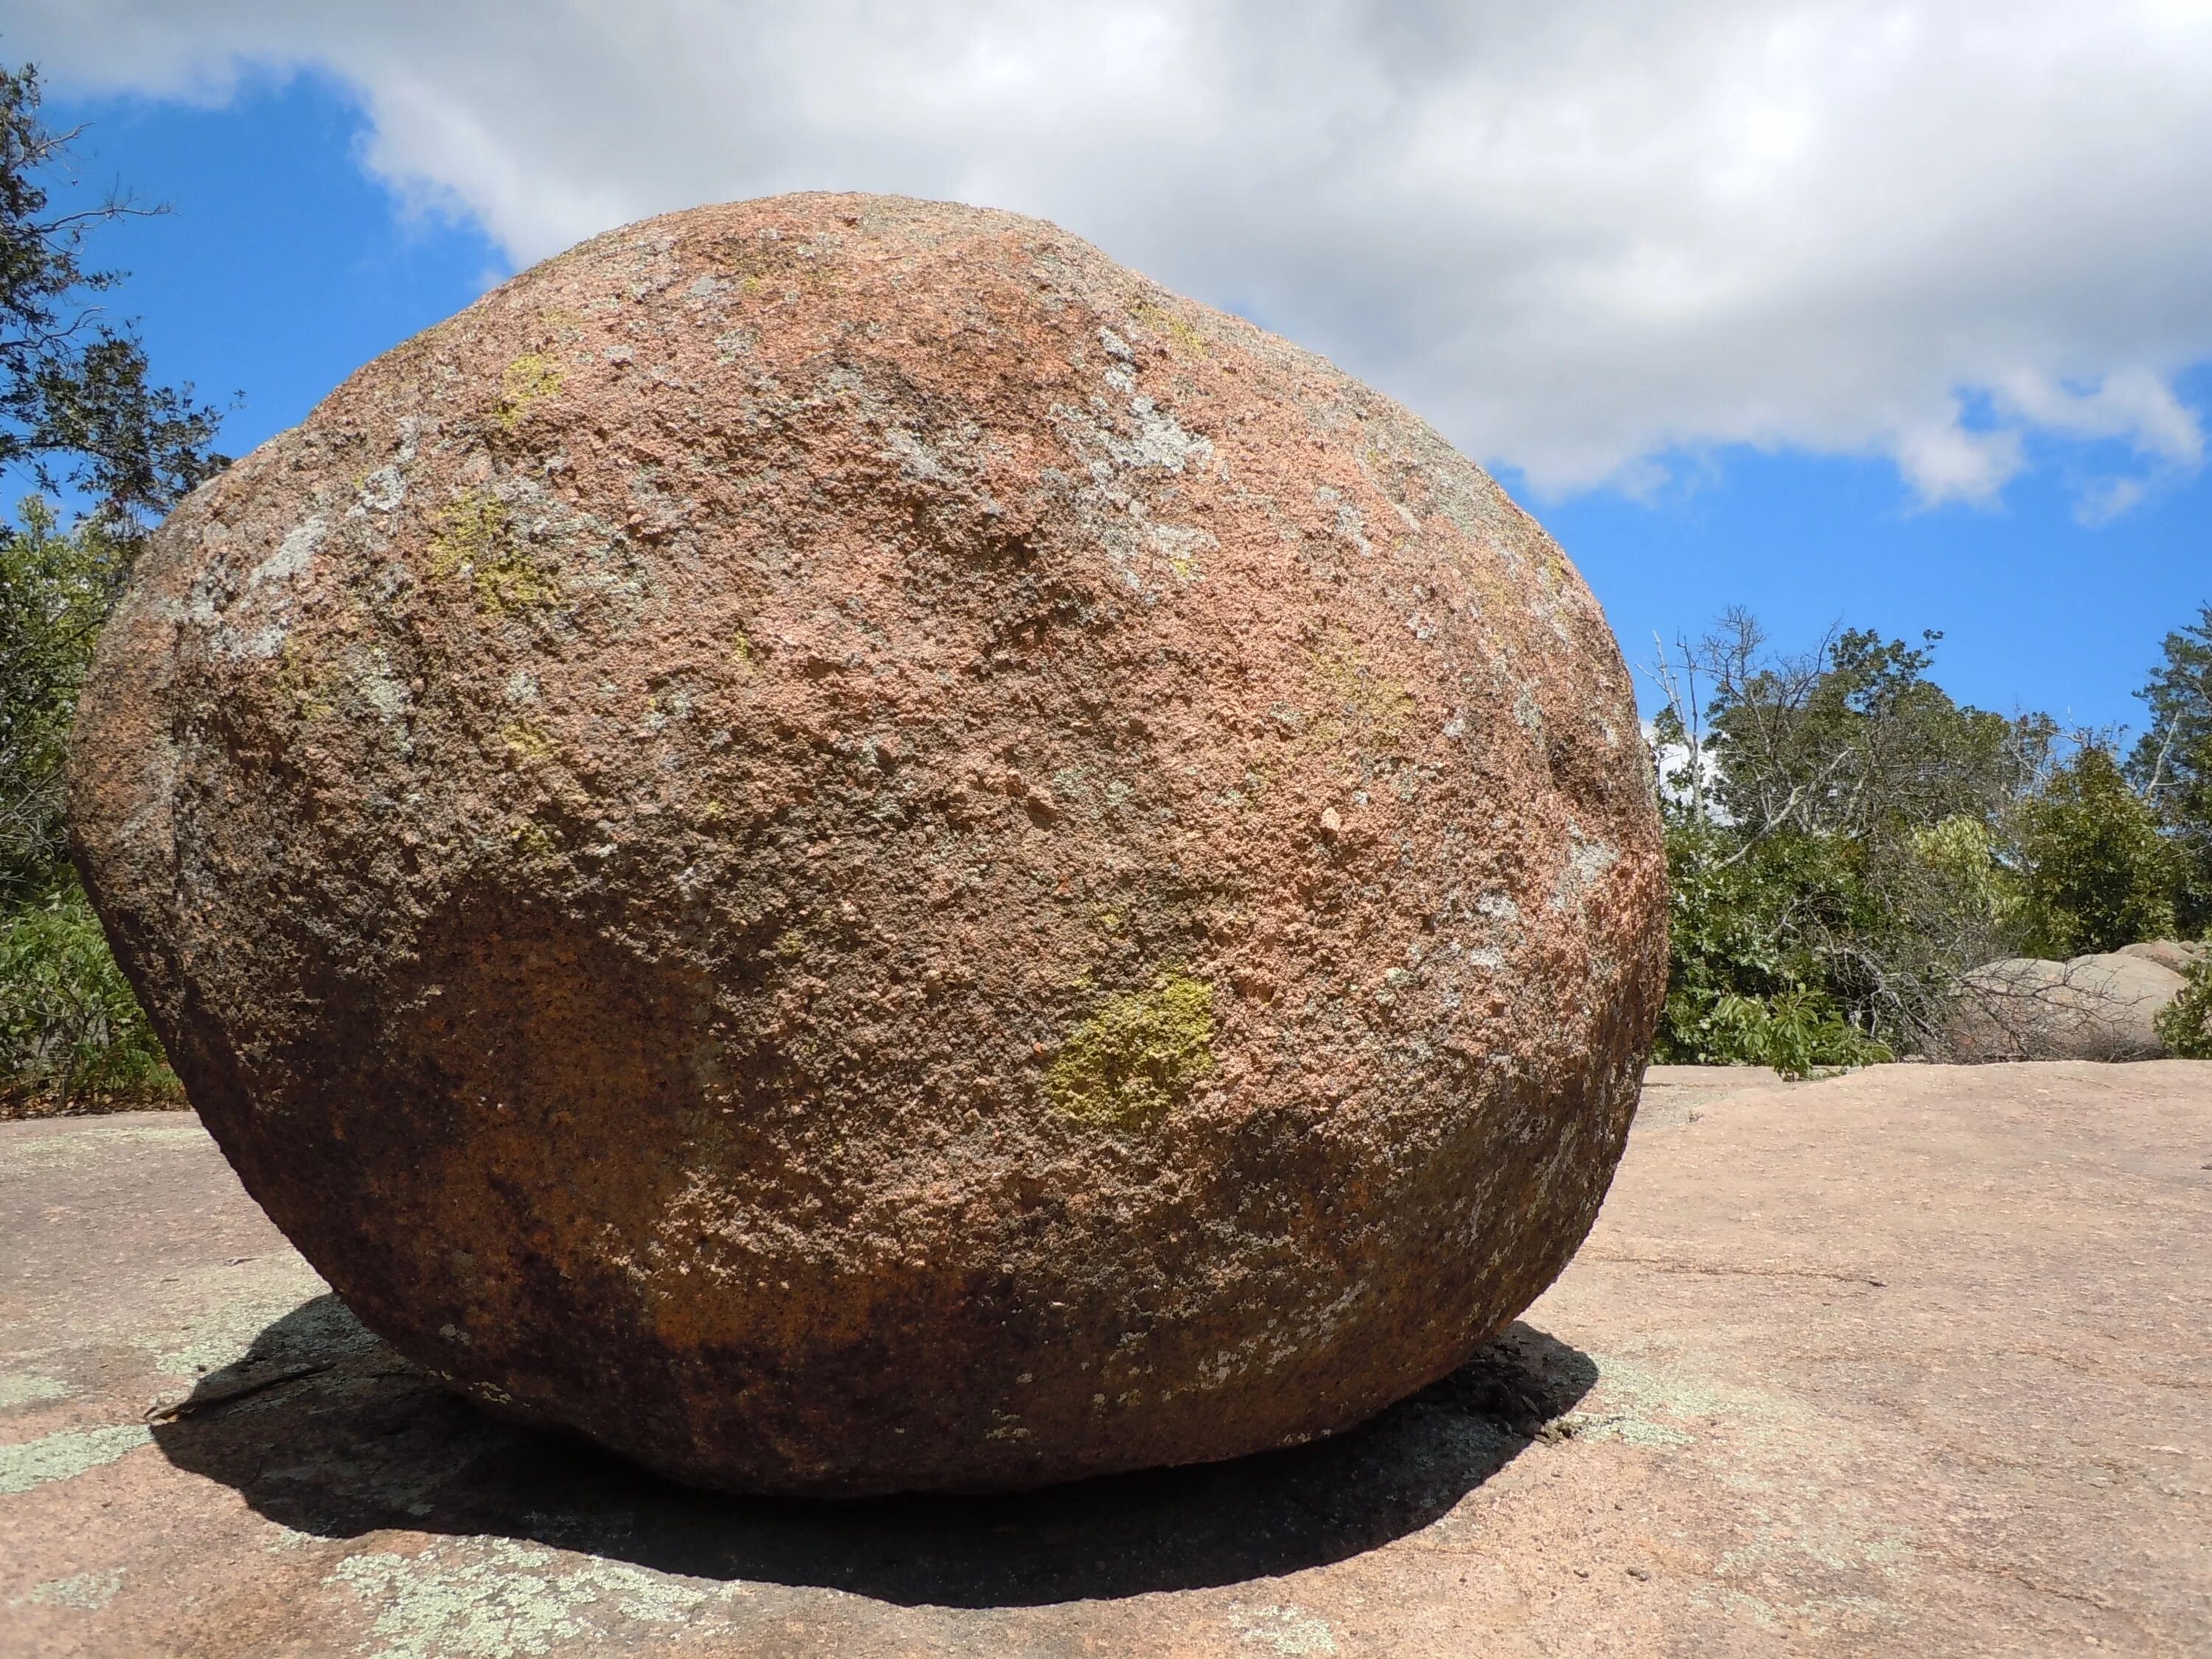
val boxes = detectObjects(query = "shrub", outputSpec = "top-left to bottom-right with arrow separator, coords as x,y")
0,874 -> 178,1116
2156,957 -> 2212,1060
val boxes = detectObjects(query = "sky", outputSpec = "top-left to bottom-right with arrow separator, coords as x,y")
10,1 -> 2211,735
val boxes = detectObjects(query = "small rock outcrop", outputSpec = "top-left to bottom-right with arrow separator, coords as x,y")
69,194 -> 1665,1495
1946,953 -> 2186,1062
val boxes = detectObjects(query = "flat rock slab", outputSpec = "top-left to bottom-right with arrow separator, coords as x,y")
4,1061 -> 2208,1657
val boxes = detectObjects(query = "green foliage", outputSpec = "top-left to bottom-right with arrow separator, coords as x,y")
0,504 -> 176,1113
1,498 -> 129,900
2129,605 -> 2212,937
1655,817 -> 1892,1074
0,872 -> 177,1113
1650,604 -> 2212,1067
2014,747 -> 2178,958
1674,990 -> 1892,1077
1704,623 -> 2042,842
0,64 -> 228,529
2154,958 -> 2212,1060
1652,615 -> 2045,1065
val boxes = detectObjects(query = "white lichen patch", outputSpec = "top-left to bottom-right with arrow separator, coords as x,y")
329,1538 -> 709,1659
1548,826 -> 1620,914
1558,1351 -> 1790,1450
0,1120 -> 204,1176
24,1568 -> 125,1611
0,1422 -> 151,1495
150,1256 -> 334,1376
0,1371 -> 72,1411
355,650 -> 414,723
252,516 -> 327,591
1051,394 -> 1214,478
1229,1601 -> 1341,1655
358,465 -> 408,514
1147,520 -> 1217,581
1565,1346 -> 1923,1635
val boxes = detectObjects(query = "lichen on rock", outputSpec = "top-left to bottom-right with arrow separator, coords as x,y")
425,491 -> 560,615
1047,974 -> 1216,1126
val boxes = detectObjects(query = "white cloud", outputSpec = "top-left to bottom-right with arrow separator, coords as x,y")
1893,409 -> 2026,510
12,0 -> 2212,514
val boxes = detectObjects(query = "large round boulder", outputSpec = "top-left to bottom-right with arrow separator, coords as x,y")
70,194 -> 1666,1495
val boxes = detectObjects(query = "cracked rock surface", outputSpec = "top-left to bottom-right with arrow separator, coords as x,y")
67,192 -> 1663,1495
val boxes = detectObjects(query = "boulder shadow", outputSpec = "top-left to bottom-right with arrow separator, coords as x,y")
152,1295 -> 1596,1608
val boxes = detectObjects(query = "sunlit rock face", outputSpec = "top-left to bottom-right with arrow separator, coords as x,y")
69,193 -> 1664,1495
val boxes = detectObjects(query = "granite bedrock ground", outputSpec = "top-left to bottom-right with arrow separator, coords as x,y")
1,1060 -> 2207,1658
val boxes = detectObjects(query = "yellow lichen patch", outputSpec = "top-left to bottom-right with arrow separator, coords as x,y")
274,637 -> 335,721
427,493 -> 561,616
1305,630 -> 1414,756
496,352 -> 564,429
1131,299 -> 1210,358
501,719 -> 557,764
508,818 -> 560,863
729,625 -> 756,669
1046,974 -> 1214,1127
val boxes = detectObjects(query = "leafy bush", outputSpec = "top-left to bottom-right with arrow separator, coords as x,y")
2015,746 -> 2178,958
2155,958 -> 2212,1060
1674,989 -> 1892,1077
0,873 -> 178,1115
0,501 -> 183,1116
2,498 -> 131,901
1653,817 -> 1893,1074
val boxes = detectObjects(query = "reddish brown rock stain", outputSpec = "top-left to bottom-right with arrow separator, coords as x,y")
69,192 -> 1665,1495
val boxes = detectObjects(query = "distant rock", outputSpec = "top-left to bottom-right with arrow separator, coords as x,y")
69,193 -> 1666,1495
2119,939 -> 2209,978
1945,952 -> 2186,1062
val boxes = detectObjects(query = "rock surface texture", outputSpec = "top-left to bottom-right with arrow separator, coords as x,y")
67,193 -> 1664,1495
2120,938 -> 2208,978
1946,952 -> 2185,1061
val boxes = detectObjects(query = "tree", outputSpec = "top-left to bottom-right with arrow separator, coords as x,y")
2016,745 -> 2179,958
1688,611 -> 2041,845
2129,604 -> 2212,937
0,63 -> 228,899
0,63 -> 228,531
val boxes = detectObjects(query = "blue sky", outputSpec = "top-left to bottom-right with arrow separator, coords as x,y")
35,55 -> 2211,738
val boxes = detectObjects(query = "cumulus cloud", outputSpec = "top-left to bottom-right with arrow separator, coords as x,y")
12,0 -> 2212,511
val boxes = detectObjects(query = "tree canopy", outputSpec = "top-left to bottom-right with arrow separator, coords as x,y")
0,63 -> 227,531
2129,605 -> 2212,937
